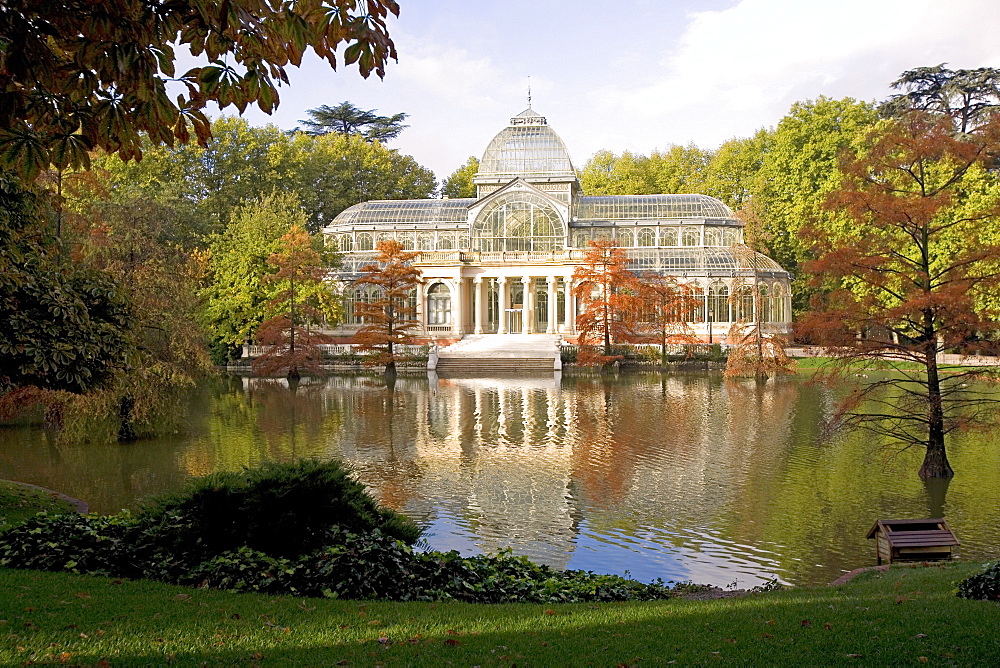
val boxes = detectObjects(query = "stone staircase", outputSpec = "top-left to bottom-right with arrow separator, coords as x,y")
433,334 -> 561,375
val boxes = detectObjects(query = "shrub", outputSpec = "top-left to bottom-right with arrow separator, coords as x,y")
133,459 -> 421,564
958,561 -> 1000,601
0,513 -> 138,576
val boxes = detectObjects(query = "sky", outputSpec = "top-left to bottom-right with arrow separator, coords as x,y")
228,0 -> 1000,181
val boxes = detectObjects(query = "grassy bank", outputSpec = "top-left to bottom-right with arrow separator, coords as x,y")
1,562 -> 997,665
0,481 -> 77,532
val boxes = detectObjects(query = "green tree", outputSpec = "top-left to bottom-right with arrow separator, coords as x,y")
748,97 -> 877,314
298,101 -> 409,142
799,112 -> 1000,479
579,150 -> 654,195
441,156 -> 479,198
883,64 -> 1000,133
200,193 -> 310,357
647,144 -> 712,194
0,0 -> 400,180
701,130 -> 773,210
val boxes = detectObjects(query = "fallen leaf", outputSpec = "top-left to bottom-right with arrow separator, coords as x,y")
377,636 -> 391,645
823,622 -> 833,630
444,638 -> 461,646
801,620 -> 812,627
231,613 -> 242,620
915,633 -> 927,639
75,593 -> 91,599
335,660 -> 348,666
173,594 -> 191,601
766,619 -> 776,626
918,657 -> 928,663
895,595 -> 907,604
763,633 -> 773,639
56,652 -> 72,663
446,629 -> 460,635
79,633 -> 89,639
544,609 -> 557,616
846,653 -> 863,658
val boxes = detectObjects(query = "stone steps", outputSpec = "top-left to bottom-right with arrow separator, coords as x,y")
434,334 -> 561,375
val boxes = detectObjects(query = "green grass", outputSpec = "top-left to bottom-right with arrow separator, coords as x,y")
1,562 -> 997,665
0,481 -> 77,532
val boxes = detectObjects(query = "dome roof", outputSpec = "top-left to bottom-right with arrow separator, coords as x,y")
578,194 -> 736,220
476,108 -> 576,181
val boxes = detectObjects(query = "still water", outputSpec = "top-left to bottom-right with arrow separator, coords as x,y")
2,372 -> 999,588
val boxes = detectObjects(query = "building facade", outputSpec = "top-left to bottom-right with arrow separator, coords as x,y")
322,108 -> 792,341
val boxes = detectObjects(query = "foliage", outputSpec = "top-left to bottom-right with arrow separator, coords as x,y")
0,0 -> 400,180
440,156 -> 479,198
578,146 -> 711,196
883,64 -> 1000,133
0,175 -> 134,396
798,111 -> 1000,478
252,225 -> 337,379
298,101 -> 409,142
0,513 -> 136,576
957,561 -> 1000,601
134,459 -> 421,564
352,240 -> 423,374
635,272 -> 701,365
200,193 -> 308,352
572,240 -> 640,363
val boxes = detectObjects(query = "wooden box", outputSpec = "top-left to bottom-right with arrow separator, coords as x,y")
866,518 -> 959,565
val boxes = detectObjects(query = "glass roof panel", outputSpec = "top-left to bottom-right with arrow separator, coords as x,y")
625,247 -> 786,274
330,199 -> 475,226
578,194 -> 735,220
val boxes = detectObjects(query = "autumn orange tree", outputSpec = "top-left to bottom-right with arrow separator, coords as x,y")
352,239 -> 422,376
724,246 -> 793,381
252,225 -> 335,379
572,239 -> 640,366
635,272 -> 700,366
799,111 -> 1000,479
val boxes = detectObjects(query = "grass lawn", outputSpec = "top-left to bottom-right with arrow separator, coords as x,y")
1,562 -> 998,666
0,481 -> 77,532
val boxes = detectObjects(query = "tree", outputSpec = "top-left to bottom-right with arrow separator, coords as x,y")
352,240 -> 423,376
200,193 -> 310,358
253,226 -> 335,380
635,272 -> 700,366
883,64 -> 1000,133
798,111 -> 1000,479
0,0 -> 400,180
723,247 -> 793,382
572,240 -> 640,365
440,156 -> 479,198
298,102 -> 409,142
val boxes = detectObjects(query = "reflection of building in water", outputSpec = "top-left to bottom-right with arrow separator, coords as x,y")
324,373 -> 801,577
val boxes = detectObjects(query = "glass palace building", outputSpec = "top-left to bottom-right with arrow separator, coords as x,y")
323,108 -> 792,340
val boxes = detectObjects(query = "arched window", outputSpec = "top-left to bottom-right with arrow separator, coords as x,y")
357,232 -> 374,251
574,232 -> 590,248
638,227 -> 656,247
687,283 -> 705,323
346,285 -> 381,324
682,227 -> 700,246
704,228 -> 723,246
438,233 -> 454,250
398,232 -> 415,250
617,228 -> 635,247
340,234 -> 353,252
709,282 -> 729,323
458,234 -> 470,249
759,283 -> 771,323
473,192 -> 565,252
418,233 -> 433,251
771,283 -> 787,323
734,285 -> 754,322
660,227 -> 679,246
376,231 -> 393,245
427,283 -> 451,325
723,228 -> 741,246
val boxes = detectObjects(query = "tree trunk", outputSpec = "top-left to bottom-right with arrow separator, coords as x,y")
920,337 -> 954,478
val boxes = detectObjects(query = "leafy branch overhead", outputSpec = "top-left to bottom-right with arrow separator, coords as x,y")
0,0 -> 400,179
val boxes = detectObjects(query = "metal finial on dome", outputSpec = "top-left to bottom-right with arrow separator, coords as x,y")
527,76 -> 531,107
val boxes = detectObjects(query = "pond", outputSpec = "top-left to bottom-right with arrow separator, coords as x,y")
2,371 -> 999,588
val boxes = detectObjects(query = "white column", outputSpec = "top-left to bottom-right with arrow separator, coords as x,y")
563,276 -> 575,334
452,278 -> 465,337
416,281 -> 427,334
497,277 -> 509,334
473,277 -> 484,334
521,276 -> 532,334
546,277 -> 557,334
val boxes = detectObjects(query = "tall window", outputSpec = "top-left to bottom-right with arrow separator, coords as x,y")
637,227 -> 656,247
704,228 -> 723,246
709,282 -> 729,323
357,232 -> 373,251
617,228 -> 634,247
660,227 -> 679,246
427,283 -> 451,325
473,192 -> 565,252
682,227 -> 700,246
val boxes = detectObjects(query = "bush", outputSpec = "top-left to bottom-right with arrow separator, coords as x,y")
0,513 -> 137,576
134,459 -> 421,563
958,561 -> 1000,601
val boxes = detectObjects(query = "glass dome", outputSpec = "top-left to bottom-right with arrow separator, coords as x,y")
477,108 -> 576,180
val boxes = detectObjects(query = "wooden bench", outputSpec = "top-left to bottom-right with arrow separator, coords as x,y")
866,518 -> 959,565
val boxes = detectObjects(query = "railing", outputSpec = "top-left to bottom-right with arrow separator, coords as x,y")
243,343 -> 428,358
